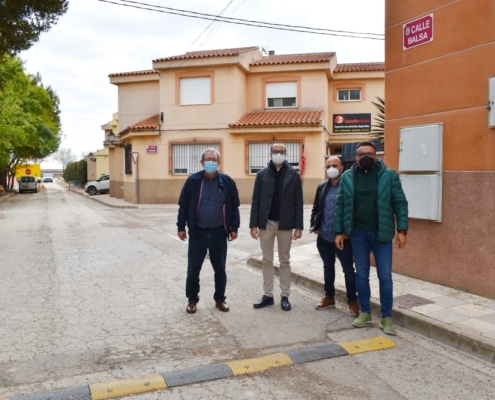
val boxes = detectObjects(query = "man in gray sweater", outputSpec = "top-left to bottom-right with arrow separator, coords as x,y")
249,143 -> 304,311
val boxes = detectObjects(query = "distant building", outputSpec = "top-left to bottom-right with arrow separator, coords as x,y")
106,47 -> 384,204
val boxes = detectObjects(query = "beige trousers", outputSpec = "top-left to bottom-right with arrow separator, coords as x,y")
259,220 -> 293,298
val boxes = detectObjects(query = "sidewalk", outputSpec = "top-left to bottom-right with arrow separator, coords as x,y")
67,182 -> 495,364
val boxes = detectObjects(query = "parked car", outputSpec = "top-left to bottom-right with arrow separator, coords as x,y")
18,176 -> 38,193
85,174 -> 110,195
43,175 -> 53,183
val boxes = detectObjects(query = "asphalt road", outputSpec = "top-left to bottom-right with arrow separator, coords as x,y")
1,183 -> 494,399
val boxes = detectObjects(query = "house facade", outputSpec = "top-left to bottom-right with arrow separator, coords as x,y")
106,47 -> 384,204
385,0 -> 495,298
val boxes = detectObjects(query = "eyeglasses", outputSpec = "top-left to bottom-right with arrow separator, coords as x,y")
272,150 -> 286,155
356,152 -> 376,158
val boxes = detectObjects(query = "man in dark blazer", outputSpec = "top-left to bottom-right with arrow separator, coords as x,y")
249,143 -> 304,311
177,148 -> 240,315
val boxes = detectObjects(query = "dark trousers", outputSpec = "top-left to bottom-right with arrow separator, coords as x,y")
186,227 -> 227,303
316,235 -> 358,304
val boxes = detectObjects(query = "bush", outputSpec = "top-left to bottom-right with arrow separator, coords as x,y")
63,160 -> 87,185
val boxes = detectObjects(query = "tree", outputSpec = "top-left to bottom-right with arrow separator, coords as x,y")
0,56 -> 61,190
371,96 -> 385,145
0,0 -> 69,56
52,147 -> 75,172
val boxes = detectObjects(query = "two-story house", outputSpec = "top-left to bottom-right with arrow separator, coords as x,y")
106,46 -> 384,204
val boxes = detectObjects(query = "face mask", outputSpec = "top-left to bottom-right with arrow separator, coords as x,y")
204,161 -> 218,174
271,154 -> 286,165
326,167 -> 340,179
358,156 -> 375,171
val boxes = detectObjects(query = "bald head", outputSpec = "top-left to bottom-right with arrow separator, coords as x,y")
326,156 -> 342,169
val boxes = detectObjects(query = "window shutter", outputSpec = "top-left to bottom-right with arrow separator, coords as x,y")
266,82 -> 297,99
180,77 -> 211,105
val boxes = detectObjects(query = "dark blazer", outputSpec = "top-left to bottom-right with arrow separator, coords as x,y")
309,179 -> 332,232
249,161 -> 304,231
177,171 -> 240,238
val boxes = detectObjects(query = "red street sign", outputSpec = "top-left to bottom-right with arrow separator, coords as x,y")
25,169 -> 31,175
147,145 -> 158,153
403,14 -> 434,50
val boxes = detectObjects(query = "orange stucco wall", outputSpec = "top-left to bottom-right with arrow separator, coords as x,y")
385,0 -> 495,298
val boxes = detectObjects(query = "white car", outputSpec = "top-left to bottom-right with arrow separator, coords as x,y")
85,174 -> 110,195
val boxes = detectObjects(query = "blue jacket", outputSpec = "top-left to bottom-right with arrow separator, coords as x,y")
177,171 -> 240,238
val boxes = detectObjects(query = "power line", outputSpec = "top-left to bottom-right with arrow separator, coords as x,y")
116,0 -> 383,37
96,0 -> 384,40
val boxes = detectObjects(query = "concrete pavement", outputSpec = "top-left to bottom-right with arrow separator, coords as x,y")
70,182 -> 495,364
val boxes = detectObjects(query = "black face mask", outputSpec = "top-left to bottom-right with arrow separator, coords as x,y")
358,156 -> 375,171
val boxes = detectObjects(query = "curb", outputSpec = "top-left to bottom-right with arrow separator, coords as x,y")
246,257 -> 495,364
68,187 -> 139,209
0,192 -> 15,203
4,336 -> 395,400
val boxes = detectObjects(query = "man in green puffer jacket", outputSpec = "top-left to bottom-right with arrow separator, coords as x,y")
335,141 -> 408,335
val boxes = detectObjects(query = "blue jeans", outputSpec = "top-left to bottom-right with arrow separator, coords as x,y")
350,228 -> 393,318
316,235 -> 357,303
186,227 -> 227,303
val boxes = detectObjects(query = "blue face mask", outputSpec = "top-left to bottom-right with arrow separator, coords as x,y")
204,161 -> 218,174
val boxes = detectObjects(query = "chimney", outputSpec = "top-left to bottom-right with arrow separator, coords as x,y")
268,50 -> 275,56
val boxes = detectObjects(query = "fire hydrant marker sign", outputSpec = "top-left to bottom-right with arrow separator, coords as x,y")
403,14 -> 434,50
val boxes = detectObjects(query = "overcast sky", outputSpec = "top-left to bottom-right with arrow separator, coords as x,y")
20,0 -> 385,169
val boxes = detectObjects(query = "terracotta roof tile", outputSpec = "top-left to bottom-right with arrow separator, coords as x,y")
230,110 -> 324,128
250,52 -> 335,66
109,69 -> 158,77
334,62 -> 384,73
128,114 -> 160,130
154,46 -> 259,62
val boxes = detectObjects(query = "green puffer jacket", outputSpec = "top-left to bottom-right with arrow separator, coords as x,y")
334,159 -> 408,242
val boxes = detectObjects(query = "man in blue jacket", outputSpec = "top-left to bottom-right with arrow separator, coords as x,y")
335,141 -> 408,335
250,143 -> 304,311
177,148 -> 240,315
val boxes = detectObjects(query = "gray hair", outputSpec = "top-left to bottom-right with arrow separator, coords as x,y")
201,148 -> 221,161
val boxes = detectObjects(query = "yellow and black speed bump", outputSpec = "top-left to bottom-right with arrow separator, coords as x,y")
161,363 -> 233,387
6,336 -> 395,400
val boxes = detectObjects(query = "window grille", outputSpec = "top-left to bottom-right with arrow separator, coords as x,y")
124,145 -> 132,175
170,140 -> 221,175
247,139 -> 301,174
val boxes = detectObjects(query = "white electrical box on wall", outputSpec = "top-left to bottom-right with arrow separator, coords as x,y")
490,77 -> 495,128
400,174 -> 442,222
399,124 -> 443,172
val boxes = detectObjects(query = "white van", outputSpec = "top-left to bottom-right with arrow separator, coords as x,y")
18,176 -> 38,193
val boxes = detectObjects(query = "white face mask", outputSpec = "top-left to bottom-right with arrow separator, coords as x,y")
271,154 -> 286,165
326,167 -> 340,179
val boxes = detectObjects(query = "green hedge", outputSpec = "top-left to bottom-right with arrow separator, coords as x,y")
63,160 -> 87,186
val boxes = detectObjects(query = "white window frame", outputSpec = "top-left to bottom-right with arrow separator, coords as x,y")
337,88 -> 362,102
266,82 -> 297,108
247,141 -> 301,175
172,142 -> 220,175
180,77 -> 211,105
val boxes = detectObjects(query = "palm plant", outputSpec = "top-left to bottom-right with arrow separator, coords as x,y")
371,96 -> 385,144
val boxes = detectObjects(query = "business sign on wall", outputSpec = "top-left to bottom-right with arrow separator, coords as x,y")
403,14 -> 434,50
333,113 -> 371,133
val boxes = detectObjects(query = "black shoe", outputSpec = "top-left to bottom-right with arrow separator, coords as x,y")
253,295 -> 274,309
281,296 -> 291,311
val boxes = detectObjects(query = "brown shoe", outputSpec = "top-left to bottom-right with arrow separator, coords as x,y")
348,301 -> 359,317
186,302 -> 197,314
315,296 -> 335,310
215,301 -> 230,312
